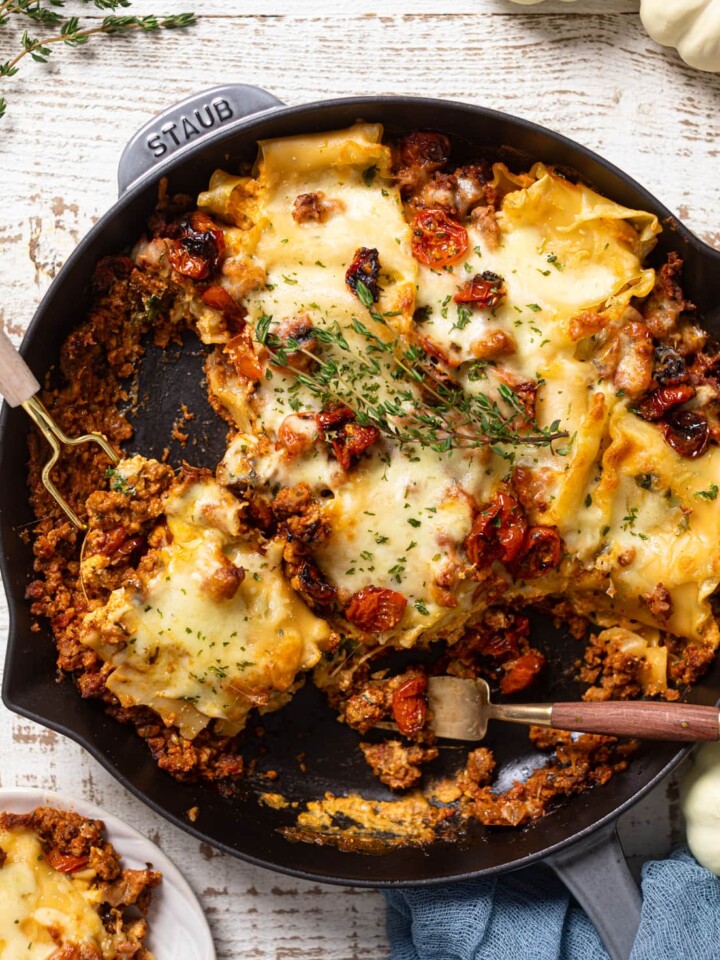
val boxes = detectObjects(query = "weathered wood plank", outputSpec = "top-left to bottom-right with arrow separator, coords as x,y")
45,1 -> 644,16
0,3 -> 717,956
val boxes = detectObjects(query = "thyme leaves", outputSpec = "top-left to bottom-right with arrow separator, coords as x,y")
255,310 -> 566,456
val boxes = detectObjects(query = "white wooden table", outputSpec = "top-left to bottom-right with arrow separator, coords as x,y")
1,2 -> 718,956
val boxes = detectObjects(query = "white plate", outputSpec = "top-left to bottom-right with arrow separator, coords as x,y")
0,788 -> 216,960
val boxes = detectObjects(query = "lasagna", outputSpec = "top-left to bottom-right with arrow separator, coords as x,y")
25,124 -> 720,834
0,807 -> 160,959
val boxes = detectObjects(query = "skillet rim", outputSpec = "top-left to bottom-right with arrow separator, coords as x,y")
1,92 -> 717,886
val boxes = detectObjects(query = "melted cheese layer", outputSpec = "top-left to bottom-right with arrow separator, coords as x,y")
0,828 -> 109,960
97,125 -> 720,729
200,127 -> 718,650
82,473 -> 332,738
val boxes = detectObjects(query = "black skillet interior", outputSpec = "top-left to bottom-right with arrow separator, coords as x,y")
3,97 -> 720,886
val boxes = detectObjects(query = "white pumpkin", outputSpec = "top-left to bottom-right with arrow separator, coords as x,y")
640,0 -> 720,72
681,743 -> 720,876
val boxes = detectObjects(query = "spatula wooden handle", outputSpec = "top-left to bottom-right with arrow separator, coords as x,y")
551,701 -> 720,741
0,327 -> 39,407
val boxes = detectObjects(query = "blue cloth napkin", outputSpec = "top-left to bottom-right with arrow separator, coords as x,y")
385,848 -> 720,960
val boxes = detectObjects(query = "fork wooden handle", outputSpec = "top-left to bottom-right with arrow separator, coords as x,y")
551,701 -> 720,741
0,327 -> 40,407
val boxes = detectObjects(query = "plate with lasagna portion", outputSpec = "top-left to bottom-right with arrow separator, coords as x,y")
21,122 -> 720,848
0,788 -> 215,960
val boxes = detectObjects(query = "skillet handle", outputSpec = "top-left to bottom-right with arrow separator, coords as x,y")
117,84 -> 285,195
547,822 -> 641,960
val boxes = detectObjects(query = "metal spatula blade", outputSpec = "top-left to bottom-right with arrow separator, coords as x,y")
426,676 -> 720,742
427,677 -> 550,741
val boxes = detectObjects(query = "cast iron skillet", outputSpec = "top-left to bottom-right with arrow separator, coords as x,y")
3,86 -> 720,960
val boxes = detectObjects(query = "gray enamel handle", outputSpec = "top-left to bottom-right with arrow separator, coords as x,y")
117,84 -> 285,195
0,327 -> 39,407
548,823 -> 641,960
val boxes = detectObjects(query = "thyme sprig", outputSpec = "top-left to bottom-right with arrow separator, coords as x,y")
0,1 -> 196,119
255,286 -> 567,457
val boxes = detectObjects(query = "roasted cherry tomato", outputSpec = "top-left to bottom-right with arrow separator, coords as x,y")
201,285 -> 247,332
635,384 -> 696,422
316,403 -> 354,434
331,422 -> 380,471
316,404 -> 380,470
346,247 -> 381,302
411,209 -> 469,268
399,132 -> 451,169
94,526 -> 145,569
511,526 -> 562,580
45,849 -> 89,874
225,332 -> 262,380
167,212 -> 225,280
465,492 -> 527,569
344,585 -> 407,633
454,270 -> 506,309
473,630 -> 522,660
662,408 -> 711,459
500,651 -> 546,695
391,675 -> 428,736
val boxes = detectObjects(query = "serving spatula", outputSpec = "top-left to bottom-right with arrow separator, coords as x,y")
428,676 -> 720,742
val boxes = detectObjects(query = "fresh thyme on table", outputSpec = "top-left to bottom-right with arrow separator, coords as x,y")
0,0 -> 197,120
255,279 -> 567,456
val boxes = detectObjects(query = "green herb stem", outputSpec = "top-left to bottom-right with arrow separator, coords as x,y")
0,2 -> 196,118
256,309 -> 567,455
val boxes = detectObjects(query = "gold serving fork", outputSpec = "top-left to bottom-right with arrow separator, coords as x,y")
0,327 -> 119,530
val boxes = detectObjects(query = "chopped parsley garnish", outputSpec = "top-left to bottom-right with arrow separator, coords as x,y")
621,507 -> 648,540
452,303 -> 472,331
105,466 -> 131,494
621,507 -> 638,529
694,483 -> 718,501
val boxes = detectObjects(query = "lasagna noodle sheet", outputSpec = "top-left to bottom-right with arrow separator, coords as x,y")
82,126 -> 719,732
81,475 -> 332,738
